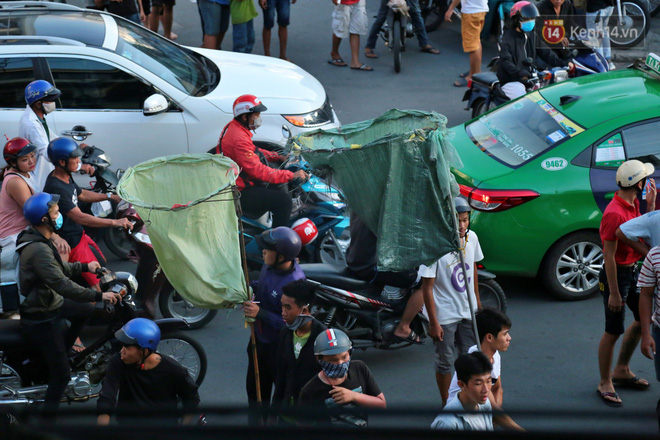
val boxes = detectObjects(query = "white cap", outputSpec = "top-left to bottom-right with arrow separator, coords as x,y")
616,160 -> 654,187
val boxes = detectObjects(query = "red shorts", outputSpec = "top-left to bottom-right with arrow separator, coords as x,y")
68,232 -> 105,286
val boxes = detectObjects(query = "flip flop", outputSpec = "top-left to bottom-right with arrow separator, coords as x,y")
365,49 -> 379,59
394,329 -> 424,345
351,64 -> 373,71
420,45 -> 440,54
612,375 -> 650,389
328,58 -> 347,67
596,390 -> 622,407
459,71 -> 470,78
453,77 -> 468,87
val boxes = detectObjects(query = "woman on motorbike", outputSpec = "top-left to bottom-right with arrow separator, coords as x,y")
216,94 -> 308,228
0,139 -> 69,316
17,192 -> 121,412
496,1 -> 574,100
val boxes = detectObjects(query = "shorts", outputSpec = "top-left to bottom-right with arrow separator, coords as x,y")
263,0 -> 290,28
332,0 -> 367,39
433,319 -> 477,374
68,232 -> 105,287
142,0 -> 151,16
599,266 -> 640,336
151,0 -> 175,8
461,11 -> 486,52
198,0 -> 230,36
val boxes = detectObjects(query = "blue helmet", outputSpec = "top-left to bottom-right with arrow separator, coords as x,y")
25,80 -> 61,106
115,318 -> 161,351
255,227 -> 302,262
47,137 -> 83,167
23,192 -> 60,226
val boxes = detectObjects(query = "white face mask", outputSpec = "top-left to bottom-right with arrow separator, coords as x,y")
75,162 -> 82,172
42,102 -> 56,114
249,116 -> 262,130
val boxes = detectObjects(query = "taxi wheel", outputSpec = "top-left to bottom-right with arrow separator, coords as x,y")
541,231 -> 603,301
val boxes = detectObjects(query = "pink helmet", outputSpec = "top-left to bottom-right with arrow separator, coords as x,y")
510,1 -> 539,19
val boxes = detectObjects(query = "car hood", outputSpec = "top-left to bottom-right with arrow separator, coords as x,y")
190,48 -> 328,115
449,124 -> 516,187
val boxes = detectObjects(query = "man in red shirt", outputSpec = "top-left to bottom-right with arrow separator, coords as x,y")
597,160 -> 656,406
217,94 -> 308,227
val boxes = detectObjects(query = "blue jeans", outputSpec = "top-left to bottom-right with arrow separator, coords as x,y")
233,19 -> 255,53
263,0 -> 291,29
365,0 -> 429,49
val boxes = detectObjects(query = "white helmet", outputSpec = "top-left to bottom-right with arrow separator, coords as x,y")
616,160 -> 654,188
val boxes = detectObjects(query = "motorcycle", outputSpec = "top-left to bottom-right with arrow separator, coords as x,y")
463,56 -> 570,118
377,0 -> 415,73
301,263 -> 506,350
0,269 -> 207,407
419,0 -> 450,32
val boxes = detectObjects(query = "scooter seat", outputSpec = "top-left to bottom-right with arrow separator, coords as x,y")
301,264 -> 373,291
472,72 -> 500,89
0,319 -> 28,349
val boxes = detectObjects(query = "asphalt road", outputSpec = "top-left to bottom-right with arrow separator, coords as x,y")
91,2 -> 659,434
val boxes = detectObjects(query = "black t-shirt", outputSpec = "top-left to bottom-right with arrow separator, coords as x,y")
43,173 -> 84,248
106,0 -> 139,17
97,354 -> 200,423
298,360 -> 381,427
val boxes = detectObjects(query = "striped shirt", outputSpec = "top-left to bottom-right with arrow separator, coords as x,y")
636,245 -> 660,327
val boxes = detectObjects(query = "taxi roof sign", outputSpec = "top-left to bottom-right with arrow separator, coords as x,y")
646,53 -> 660,75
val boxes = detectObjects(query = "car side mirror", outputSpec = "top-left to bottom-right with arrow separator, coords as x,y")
143,94 -> 169,116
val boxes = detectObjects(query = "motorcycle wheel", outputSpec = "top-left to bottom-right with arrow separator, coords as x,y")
393,20 -> 402,73
472,98 -> 491,118
420,0 -> 448,32
103,209 -> 132,260
0,363 -> 22,391
315,229 -> 350,268
609,0 -> 650,48
159,287 -> 218,330
478,279 -> 507,313
159,331 -> 207,385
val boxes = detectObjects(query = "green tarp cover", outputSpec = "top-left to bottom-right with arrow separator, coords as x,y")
294,109 -> 463,271
117,154 -> 248,309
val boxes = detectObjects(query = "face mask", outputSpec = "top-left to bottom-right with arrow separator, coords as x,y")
249,116 -> 262,130
53,212 -> 63,230
521,20 -> 535,32
75,162 -> 82,173
286,313 -> 313,331
42,102 -> 56,114
319,359 -> 350,379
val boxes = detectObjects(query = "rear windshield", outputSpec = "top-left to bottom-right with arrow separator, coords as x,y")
465,91 -> 584,167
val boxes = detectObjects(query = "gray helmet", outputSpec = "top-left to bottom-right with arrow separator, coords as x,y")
455,197 -> 472,213
314,328 -> 352,355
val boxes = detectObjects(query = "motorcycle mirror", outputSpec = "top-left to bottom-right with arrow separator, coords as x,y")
523,57 -> 535,67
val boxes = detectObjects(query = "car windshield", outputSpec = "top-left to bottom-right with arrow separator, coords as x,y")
114,19 -> 219,96
465,91 -> 585,167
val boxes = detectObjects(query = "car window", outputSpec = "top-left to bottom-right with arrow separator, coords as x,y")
46,57 -> 153,110
623,120 -> 660,167
593,133 -> 625,168
0,57 -> 36,109
465,91 -> 585,168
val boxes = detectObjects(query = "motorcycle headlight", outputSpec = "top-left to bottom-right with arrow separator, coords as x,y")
282,97 -> 334,128
554,70 -> 569,82
126,274 -> 138,295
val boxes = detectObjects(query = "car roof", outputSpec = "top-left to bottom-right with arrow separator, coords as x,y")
0,7 -> 108,48
538,66 -> 660,129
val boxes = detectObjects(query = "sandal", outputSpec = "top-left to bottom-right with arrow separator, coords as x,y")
394,329 -> 424,345
328,58 -> 347,67
453,77 -> 469,87
365,49 -> 378,59
612,375 -> 650,389
420,45 -> 440,54
351,64 -> 373,71
596,390 -> 622,407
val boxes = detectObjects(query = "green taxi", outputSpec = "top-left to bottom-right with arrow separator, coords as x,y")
450,54 -> 660,300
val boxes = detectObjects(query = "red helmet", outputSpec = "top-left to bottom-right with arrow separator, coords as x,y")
292,218 -> 319,246
232,94 -> 267,118
510,1 -> 539,19
4,137 -> 37,165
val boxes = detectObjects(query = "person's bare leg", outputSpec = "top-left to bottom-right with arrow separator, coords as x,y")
202,34 -> 218,49
435,372 -> 452,407
467,45 -> 482,82
162,4 -> 175,40
217,32 -> 226,49
394,288 -> 423,340
263,28 -> 272,56
349,33 -> 361,68
330,33 -> 342,61
597,332 -> 622,404
278,26 -> 288,60
612,321 -> 648,384
149,6 -> 162,32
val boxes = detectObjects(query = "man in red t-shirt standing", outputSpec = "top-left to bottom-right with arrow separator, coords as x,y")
597,160 -> 656,406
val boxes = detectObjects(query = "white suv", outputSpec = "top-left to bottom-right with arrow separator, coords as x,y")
0,2 -> 339,170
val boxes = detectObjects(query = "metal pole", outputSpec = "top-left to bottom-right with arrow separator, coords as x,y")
233,186 -> 262,405
455,225 -> 481,352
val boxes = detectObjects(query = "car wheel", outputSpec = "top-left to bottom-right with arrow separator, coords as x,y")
541,231 -> 603,300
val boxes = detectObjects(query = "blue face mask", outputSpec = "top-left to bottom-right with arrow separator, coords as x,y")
54,212 -> 63,230
319,359 -> 350,379
521,20 -> 535,32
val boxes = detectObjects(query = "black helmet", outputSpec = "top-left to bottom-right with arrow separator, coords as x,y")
256,227 -> 302,262
455,197 -> 472,213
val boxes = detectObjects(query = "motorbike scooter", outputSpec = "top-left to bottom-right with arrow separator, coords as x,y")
0,269 -> 207,408
301,263 -> 506,350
